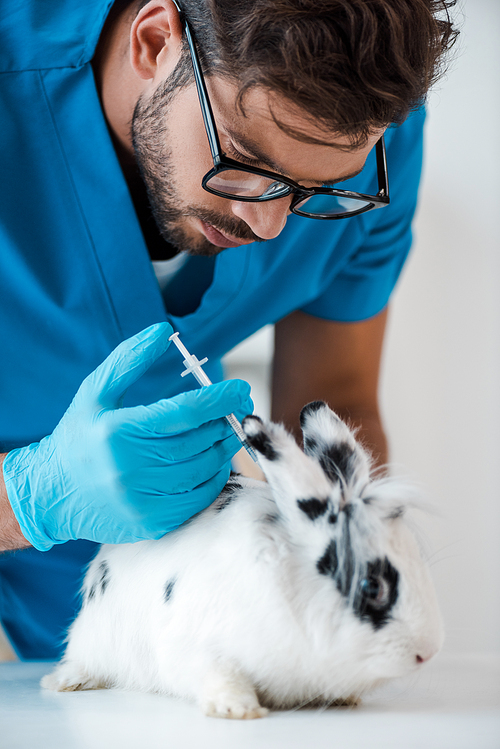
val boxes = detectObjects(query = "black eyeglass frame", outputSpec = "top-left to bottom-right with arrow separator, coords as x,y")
179,7 -> 391,220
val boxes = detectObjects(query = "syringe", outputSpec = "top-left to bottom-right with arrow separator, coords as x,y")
169,332 -> 259,464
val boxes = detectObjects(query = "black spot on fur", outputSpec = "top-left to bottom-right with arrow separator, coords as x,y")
316,510 -> 358,600
245,430 -> 278,461
317,540 -> 338,576
299,401 -> 327,427
387,507 -> 404,520
303,435 -> 318,454
319,442 -> 356,484
342,503 -> 354,519
214,494 -> 236,513
99,562 -> 110,594
297,498 -> 327,520
87,561 -> 110,602
328,512 -> 338,524
263,512 -> 280,524
214,479 -> 242,512
163,579 -> 176,603
354,557 -> 399,630
335,517 -> 355,597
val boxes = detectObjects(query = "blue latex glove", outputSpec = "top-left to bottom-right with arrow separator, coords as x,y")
3,323 -> 253,551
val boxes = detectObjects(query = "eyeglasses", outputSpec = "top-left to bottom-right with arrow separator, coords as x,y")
181,12 -> 390,220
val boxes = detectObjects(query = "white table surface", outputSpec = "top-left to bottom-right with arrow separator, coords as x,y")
1,654 -> 499,749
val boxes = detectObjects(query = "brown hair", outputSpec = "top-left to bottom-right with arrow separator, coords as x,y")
138,0 -> 459,146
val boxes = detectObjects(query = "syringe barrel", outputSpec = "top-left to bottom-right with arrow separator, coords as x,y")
190,367 -> 212,388
169,331 -> 259,463
225,413 -> 247,442
225,413 -> 259,463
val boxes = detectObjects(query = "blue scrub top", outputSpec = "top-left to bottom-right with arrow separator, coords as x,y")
0,0 -> 425,659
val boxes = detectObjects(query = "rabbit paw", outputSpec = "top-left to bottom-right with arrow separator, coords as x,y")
202,669 -> 268,719
41,661 -> 104,692
203,691 -> 268,720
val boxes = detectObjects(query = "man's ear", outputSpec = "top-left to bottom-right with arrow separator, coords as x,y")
130,0 -> 184,81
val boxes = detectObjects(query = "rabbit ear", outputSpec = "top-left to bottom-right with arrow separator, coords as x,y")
299,402 -> 372,488
242,415 -> 335,524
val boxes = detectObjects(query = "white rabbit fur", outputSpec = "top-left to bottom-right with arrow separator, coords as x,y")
42,401 -> 444,719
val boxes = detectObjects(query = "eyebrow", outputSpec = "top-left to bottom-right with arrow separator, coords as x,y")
223,126 -> 366,186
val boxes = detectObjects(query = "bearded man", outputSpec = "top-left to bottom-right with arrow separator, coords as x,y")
0,0 -> 457,659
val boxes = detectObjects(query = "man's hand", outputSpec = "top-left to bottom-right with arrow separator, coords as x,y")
2,323 -> 252,551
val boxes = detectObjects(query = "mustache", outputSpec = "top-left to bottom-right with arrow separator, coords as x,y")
185,208 -> 266,243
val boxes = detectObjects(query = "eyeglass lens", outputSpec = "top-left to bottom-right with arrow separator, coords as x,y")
293,193 -> 373,216
206,169 -> 291,199
205,169 -> 372,216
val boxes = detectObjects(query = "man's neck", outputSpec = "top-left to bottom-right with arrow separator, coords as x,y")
92,1 -> 141,176
92,2 -> 179,261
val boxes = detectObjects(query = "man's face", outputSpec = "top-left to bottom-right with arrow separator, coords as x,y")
131,75 -> 384,257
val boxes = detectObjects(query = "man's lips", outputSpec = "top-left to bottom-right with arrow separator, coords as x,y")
199,220 -> 255,248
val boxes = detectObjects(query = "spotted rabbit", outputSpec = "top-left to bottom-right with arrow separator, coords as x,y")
42,401 -> 443,718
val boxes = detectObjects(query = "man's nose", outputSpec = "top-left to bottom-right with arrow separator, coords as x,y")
230,196 -> 291,241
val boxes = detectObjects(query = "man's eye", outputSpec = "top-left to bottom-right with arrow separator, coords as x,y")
225,143 -> 262,167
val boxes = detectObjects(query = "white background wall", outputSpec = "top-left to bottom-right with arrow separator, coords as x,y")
225,0 -> 500,656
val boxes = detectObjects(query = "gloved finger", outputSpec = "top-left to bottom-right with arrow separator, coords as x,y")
232,401 -> 255,423
79,322 -> 173,408
130,433 -> 240,495
120,379 -> 252,434
145,416 -> 242,462
135,391 -> 254,462
147,465 -> 233,538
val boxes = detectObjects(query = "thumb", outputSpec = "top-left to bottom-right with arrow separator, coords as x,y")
80,322 -> 173,407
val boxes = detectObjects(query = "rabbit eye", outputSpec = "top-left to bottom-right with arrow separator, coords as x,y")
355,558 -> 399,629
360,576 -> 390,609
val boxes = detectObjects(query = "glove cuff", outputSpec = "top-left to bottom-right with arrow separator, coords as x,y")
3,444 -> 59,552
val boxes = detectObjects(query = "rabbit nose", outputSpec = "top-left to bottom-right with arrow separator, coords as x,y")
415,643 -> 440,664
413,620 -> 445,666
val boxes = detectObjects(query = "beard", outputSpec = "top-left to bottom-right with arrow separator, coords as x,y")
131,78 -> 262,257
